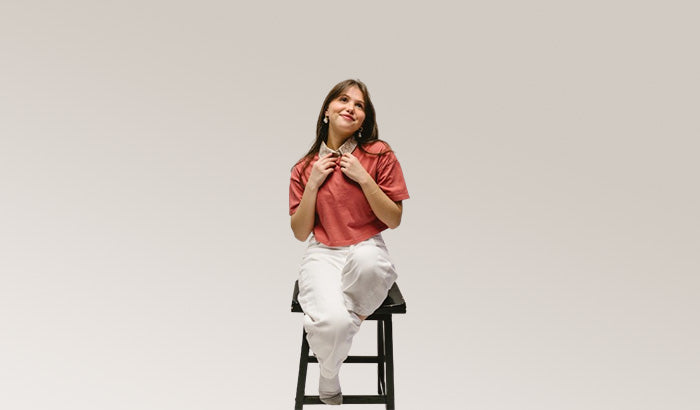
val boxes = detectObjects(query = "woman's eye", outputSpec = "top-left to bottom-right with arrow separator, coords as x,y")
355,103 -> 364,109
339,97 -> 348,102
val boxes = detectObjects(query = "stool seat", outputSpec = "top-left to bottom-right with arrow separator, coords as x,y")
291,281 -> 406,317
291,280 -> 406,409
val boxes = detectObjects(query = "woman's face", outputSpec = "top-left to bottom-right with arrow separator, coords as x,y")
325,85 -> 366,138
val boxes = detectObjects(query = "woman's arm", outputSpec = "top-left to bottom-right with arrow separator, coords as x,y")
359,179 -> 403,229
339,153 -> 403,229
290,153 -> 336,241
290,184 -> 319,241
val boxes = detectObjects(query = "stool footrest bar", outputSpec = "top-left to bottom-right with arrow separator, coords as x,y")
302,395 -> 387,404
307,355 -> 381,364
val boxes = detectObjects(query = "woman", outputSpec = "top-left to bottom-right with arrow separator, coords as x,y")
289,79 -> 409,405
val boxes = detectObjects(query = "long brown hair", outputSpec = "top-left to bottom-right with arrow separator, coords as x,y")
294,79 -> 391,172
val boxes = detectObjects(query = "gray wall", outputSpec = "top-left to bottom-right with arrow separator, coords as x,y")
1,1 -> 698,409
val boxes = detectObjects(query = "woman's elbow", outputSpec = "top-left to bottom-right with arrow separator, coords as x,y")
386,201 -> 403,229
290,221 -> 310,241
387,214 -> 402,229
293,230 -> 310,241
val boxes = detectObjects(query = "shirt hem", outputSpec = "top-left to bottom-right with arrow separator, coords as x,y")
313,228 -> 386,247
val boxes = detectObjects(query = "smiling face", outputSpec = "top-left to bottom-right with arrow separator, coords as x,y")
324,85 -> 366,142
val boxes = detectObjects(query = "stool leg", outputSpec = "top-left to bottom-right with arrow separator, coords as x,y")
377,319 -> 386,395
295,329 -> 309,410
385,316 -> 395,410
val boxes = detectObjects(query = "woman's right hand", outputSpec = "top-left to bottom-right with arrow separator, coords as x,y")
306,153 -> 337,191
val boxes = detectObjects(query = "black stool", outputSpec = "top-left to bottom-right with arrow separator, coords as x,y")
291,281 -> 406,409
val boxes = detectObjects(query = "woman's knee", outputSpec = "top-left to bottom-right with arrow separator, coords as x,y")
348,244 -> 388,272
318,311 -> 359,339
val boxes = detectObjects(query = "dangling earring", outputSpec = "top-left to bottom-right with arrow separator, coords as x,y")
323,116 -> 328,124
358,127 -> 363,139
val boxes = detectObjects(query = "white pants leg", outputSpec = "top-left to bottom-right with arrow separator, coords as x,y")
297,233 -> 398,379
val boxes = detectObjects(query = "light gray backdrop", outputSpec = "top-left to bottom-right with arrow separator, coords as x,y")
1,1 -> 698,409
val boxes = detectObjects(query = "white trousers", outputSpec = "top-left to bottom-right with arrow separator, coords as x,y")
297,233 -> 398,378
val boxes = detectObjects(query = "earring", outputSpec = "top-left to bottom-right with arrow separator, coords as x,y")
358,127 -> 363,139
323,116 -> 328,124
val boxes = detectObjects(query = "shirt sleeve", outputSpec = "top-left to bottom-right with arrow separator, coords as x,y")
289,162 -> 306,215
376,151 -> 409,202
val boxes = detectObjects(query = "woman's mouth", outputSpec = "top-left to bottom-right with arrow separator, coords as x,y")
340,114 -> 354,121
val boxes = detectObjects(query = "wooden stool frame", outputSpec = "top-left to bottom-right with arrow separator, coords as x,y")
291,281 -> 406,409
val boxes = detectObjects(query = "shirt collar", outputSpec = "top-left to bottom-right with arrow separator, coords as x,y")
319,137 -> 358,158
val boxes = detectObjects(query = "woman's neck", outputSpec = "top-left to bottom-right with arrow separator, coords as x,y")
327,131 -> 352,151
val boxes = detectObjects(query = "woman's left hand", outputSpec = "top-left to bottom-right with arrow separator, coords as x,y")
339,153 -> 370,185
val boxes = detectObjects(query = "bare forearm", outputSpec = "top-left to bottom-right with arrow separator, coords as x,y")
290,185 -> 319,241
360,179 -> 403,229
291,153 -> 338,241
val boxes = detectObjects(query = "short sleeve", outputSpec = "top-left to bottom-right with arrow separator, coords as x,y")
289,163 -> 306,215
376,151 -> 409,202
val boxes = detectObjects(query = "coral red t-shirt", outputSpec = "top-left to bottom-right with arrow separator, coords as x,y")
289,141 -> 410,246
